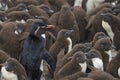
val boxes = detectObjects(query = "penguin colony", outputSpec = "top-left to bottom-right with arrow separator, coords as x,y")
0,0 -> 120,80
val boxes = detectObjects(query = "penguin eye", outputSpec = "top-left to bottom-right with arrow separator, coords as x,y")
65,32 -> 70,37
91,52 -> 96,56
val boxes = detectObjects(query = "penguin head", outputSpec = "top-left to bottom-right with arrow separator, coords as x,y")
57,29 -> 74,40
92,32 -> 107,46
30,20 -> 55,37
94,37 -> 112,51
86,49 -> 102,59
101,13 -> 114,23
39,4 -> 54,16
16,3 -> 28,12
73,44 -> 90,53
3,58 -> 18,73
72,51 -> 87,63
14,23 -> 24,35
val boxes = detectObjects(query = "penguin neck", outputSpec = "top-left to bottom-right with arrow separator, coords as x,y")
104,50 -> 112,62
1,66 -> 18,80
67,37 -> 72,53
91,57 -> 104,71
102,20 -> 114,42
79,62 -> 87,73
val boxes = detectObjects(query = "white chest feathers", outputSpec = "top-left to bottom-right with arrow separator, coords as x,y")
0,3 -> 8,11
118,67 -> 120,77
102,20 -> 114,42
79,62 -> 87,73
86,0 -> 94,12
67,37 -> 72,53
105,50 -> 112,62
74,0 -> 83,7
92,58 -> 104,71
1,67 -> 18,80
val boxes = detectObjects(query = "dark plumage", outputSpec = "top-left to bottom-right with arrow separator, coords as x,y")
0,58 -> 27,80
92,32 -> 107,46
6,11 -> 31,21
86,3 -> 114,21
6,3 -> 27,13
20,20 -> 56,80
106,50 -> 120,78
54,51 -> 87,80
54,0 -> 70,11
101,12 -> 120,50
0,22 -> 27,60
60,71 -> 88,80
92,37 -> 112,71
49,29 -> 74,64
38,4 -> 54,17
55,48 -> 65,72
88,70 -> 120,80
27,5 -> 49,20
46,12 -> 61,50
0,11 -> 7,22
16,0 -> 39,6
71,6 -> 88,42
86,49 -> 103,71
62,43 -> 90,66
86,8 -> 113,41
0,50 -> 10,64
58,5 -> 80,44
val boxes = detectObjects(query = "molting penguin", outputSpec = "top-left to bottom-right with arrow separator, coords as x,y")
58,5 -> 80,44
86,8 -> 113,41
27,5 -> 49,20
71,6 -> 88,42
54,51 -> 87,80
86,49 -> 103,71
55,48 -> 65,73
0,22 -> 26,60
101,12 -> 120,50
6,11 -> 31,22
62,43 -> 90,66
49,29 -> 74,65
0,58 -> 27,80
83,32 -> 108,51
92,37 -> 112,71
38,4 -> 54,17
20,20 -> 56,80
92,32 -> 107,46
6,3 -> 28,13
106,50 -> 120,78
86,3 -> 114,21
45,12 -> 60,50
